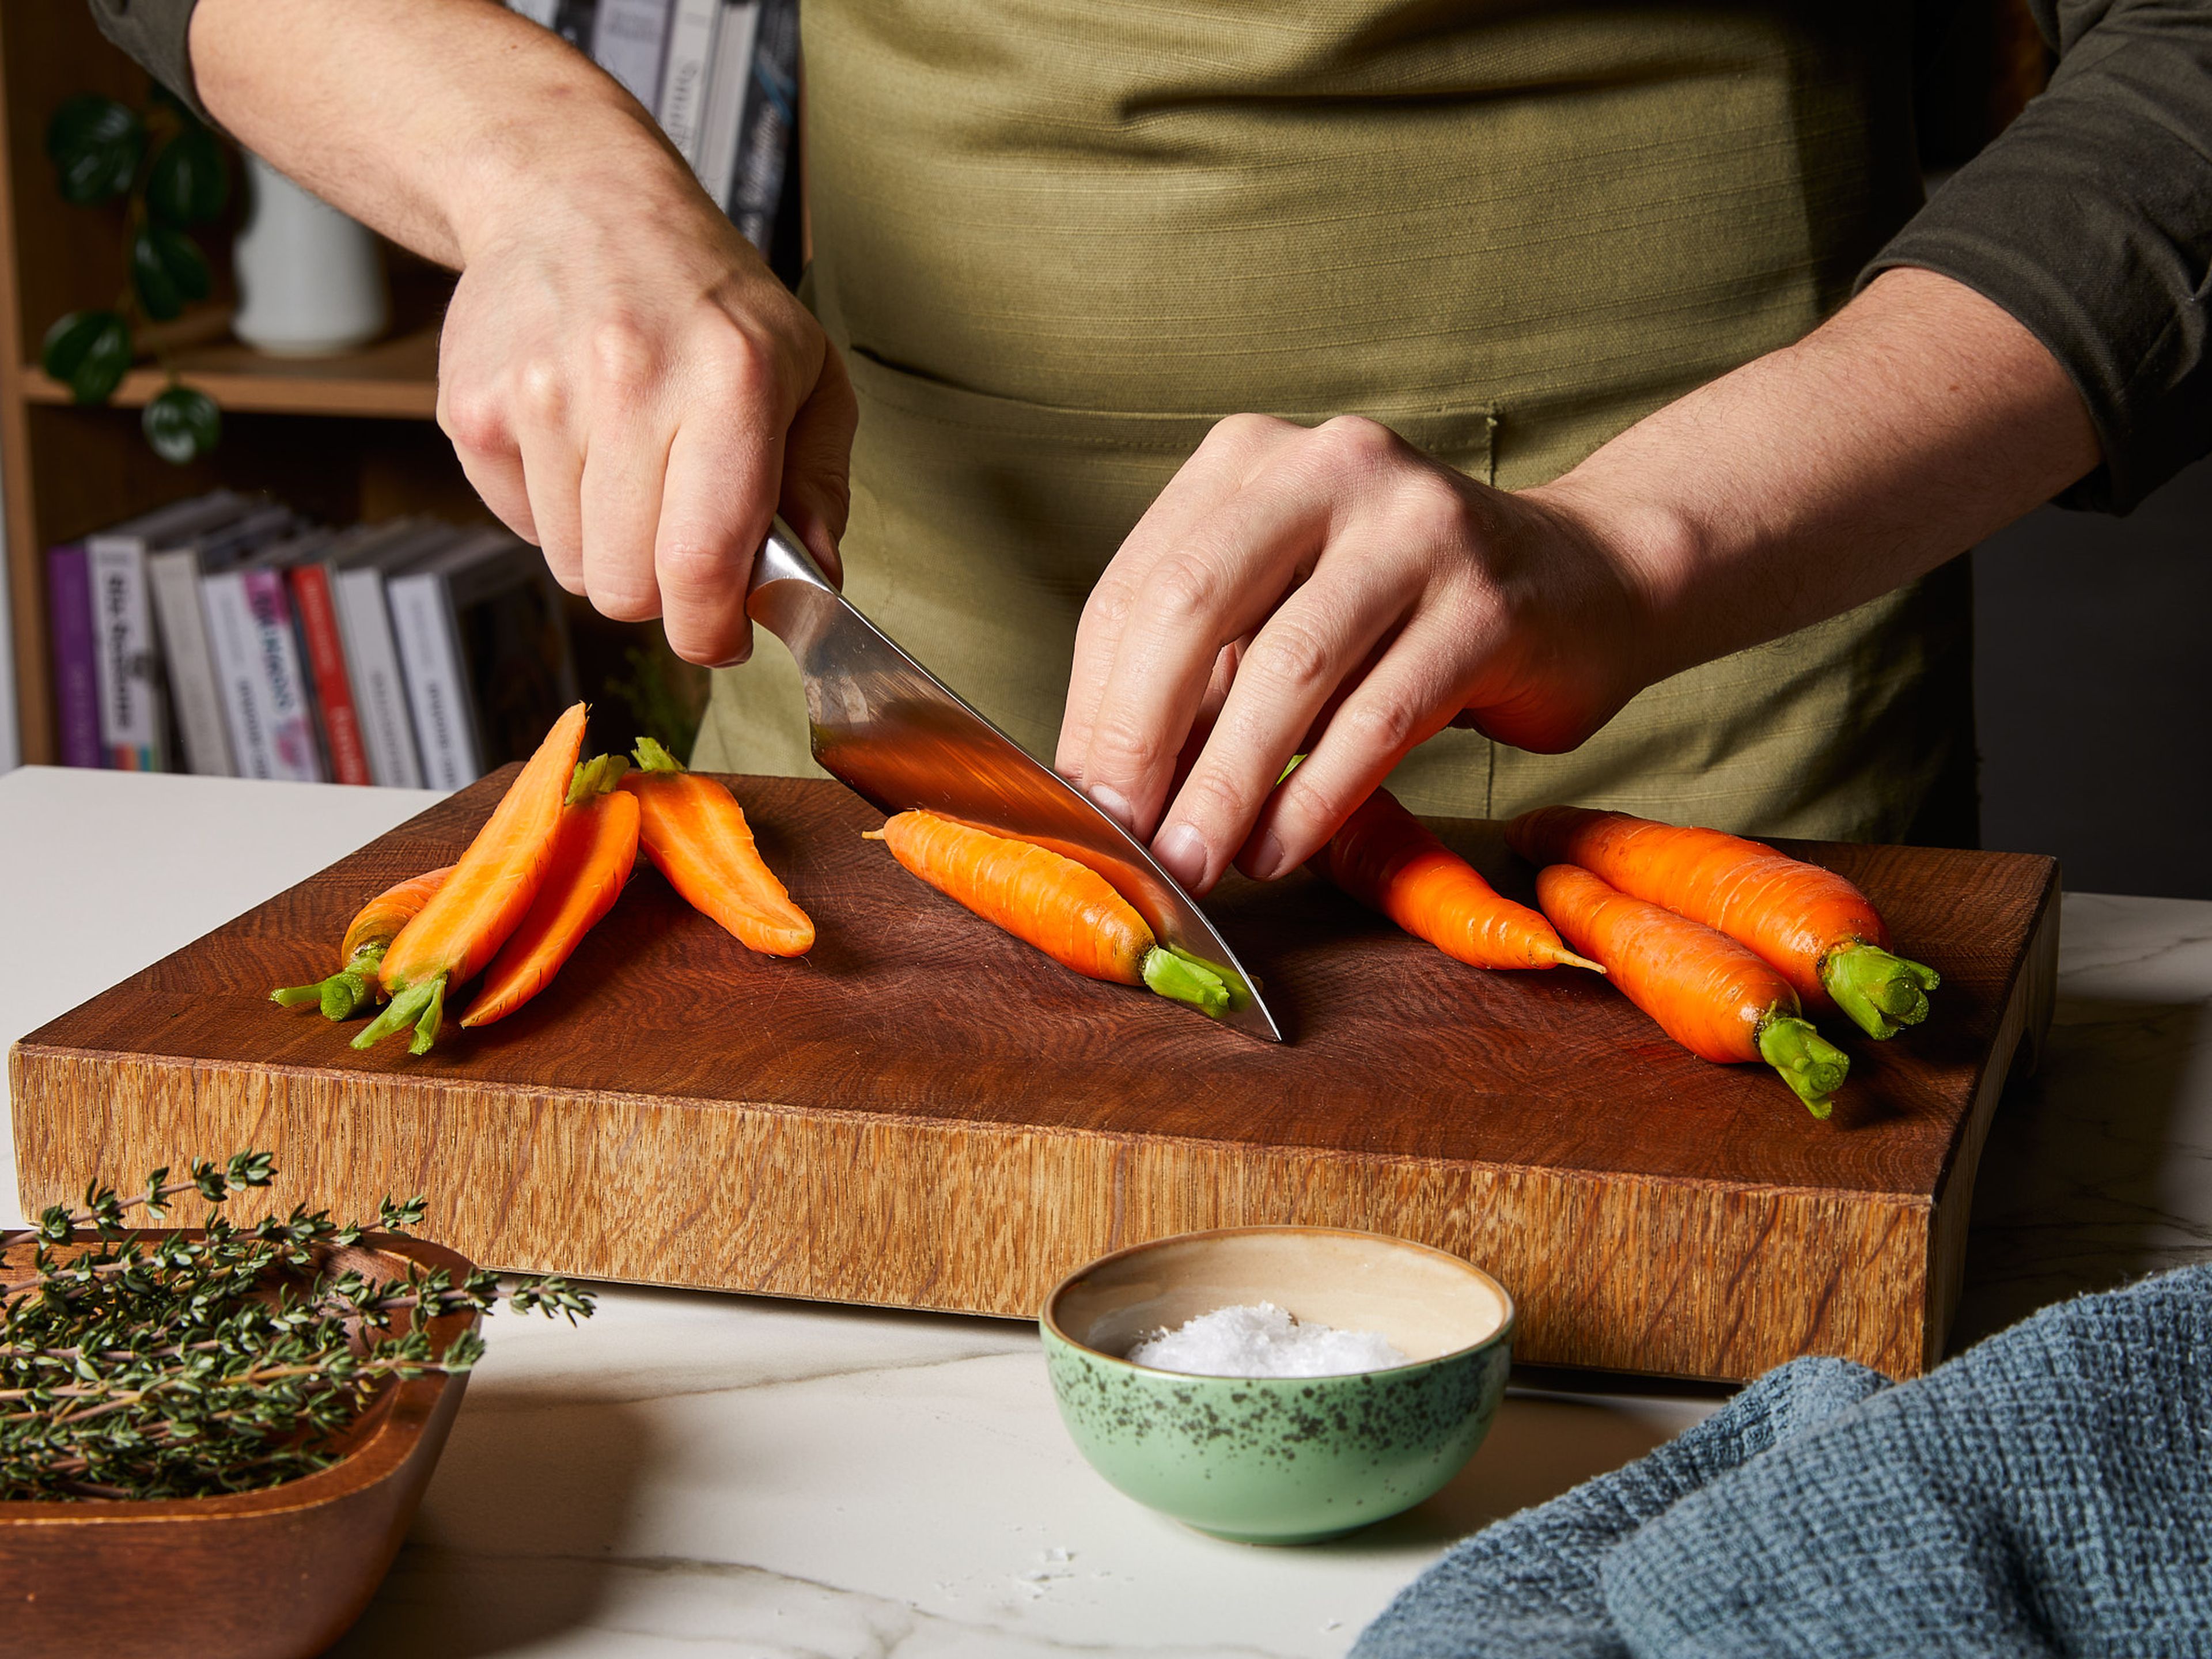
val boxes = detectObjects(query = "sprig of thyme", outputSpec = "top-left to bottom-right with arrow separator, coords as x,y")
1,1151 -> 592,1501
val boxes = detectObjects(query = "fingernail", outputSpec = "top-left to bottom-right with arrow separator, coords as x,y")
1248,831 -> 1288,881
1088,782 -> 1135,828
1154,822 -> 1208,888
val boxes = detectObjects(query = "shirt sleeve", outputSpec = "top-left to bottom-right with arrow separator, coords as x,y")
1866,0 -> 2212,513
88,0 -> 214,127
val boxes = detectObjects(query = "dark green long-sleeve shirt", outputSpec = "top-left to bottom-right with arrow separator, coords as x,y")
90,0 -> 2212,510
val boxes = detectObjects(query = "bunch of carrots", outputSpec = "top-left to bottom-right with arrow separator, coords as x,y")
273,707 -> 815,1054
1285,783 -> 1935,1116
274,706 -> 1937,1125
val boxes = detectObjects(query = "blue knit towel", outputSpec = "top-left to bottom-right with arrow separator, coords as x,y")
1352,1263 -> 2212,1658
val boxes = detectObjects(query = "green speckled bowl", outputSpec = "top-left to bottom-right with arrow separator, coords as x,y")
1041,1227 -> 1514,1544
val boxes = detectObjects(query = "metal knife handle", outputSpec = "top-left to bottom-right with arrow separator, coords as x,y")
748,524 -> 836,600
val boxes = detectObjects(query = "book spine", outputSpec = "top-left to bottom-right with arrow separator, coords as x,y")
656,0 -> 721,169
591,0 -> 675,111
240,570 -> 324,783
289,566 -> 373,786
85,540 -> 164,770
202,572 -> 276,780
726,0 -> 797,249
333,569 -> 425,789
45,544 -> 103,769
388,572 -> 482,789
147,550 -> 237,776
695,0 -> 759,206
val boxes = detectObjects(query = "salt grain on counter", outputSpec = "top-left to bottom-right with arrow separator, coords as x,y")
1126,1302 -> 1408,1377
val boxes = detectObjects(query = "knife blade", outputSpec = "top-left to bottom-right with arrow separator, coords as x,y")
745,525 -> 1283,1042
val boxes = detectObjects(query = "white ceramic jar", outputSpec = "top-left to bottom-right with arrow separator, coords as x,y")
232,151 -> 389,357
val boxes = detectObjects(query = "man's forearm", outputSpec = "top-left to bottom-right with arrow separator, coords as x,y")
1532,266 -> 2101,690
188,0 -> 684,267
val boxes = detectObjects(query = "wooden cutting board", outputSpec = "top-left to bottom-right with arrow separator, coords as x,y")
10,771 -> 2057,1381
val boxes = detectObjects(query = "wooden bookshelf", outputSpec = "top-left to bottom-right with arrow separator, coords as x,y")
0,7 -> 459,764
18,325 -> 442,421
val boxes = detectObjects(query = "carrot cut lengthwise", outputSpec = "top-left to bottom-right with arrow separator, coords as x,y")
1320,787 -> 1600,972
1536,863 -> 1851,1118
1509,805 -> 1940,1039
359,701 -> 590,1054
619,738 -> 813,957
868,810 -> 1234,1017
462,755 -> 641,1029
271,865 -> 452,1020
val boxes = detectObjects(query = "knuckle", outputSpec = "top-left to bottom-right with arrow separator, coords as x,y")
1338,694 -> 1419,756
516,357 -> 570,428
696,328 -> 777,405
1314,414 -> 1400,469
1082,575 -> 1137,631
1395,472 -> 1473,545
656,537 -> 734,597
1250,619 -> 1335,696
1143,552 -> 1223,626
590,317 -> 661,403
438,388 -> 509,454
1171,766 -> 1250,834
1088,709 -> 1170,775
1204,411 -> 1283,454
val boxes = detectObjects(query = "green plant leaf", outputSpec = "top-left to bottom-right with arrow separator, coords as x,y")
143,384 -> 221,464
146,125 -> 229,224
40,309 -> 134,404
45,94 -> 143,205
129,224 -> 213,321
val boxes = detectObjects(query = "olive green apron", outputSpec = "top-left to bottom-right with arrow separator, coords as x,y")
695,0 -> 1974,845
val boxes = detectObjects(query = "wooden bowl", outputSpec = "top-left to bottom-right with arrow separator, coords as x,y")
0,1232 -> 478,1659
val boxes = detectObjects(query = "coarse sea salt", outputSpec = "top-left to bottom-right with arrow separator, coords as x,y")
1125,1302 -> 1408,1377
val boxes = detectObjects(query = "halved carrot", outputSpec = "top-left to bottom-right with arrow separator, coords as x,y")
461,755 -> 639,1028
867,809 -> 1232,1016
1320,787 -> 1600,972
1509,805 -> 1938,1039
1536,863 -> 1849,1117
271,865 -> 452,1020
618,737 -> 813,957
358,701 -> 589,1054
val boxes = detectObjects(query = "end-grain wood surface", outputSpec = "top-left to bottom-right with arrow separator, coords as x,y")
11,772 -> 2058,1381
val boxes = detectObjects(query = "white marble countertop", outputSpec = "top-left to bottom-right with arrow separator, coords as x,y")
2,766 -> 2205,1658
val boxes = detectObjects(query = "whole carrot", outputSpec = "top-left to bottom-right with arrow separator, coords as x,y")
461,755 -> 639,1028
1536,863 -> 1849,1116
358,701 -> 589,1054
619,738 -> 814,957
1320,787 -> 1600,972
1509,805 -> 1939,1039
868,810 -> 1232,1016
271,865 -> 453,1020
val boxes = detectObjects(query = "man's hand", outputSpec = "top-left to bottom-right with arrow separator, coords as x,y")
1055,415 -> 1657,893
439,173 -> 854,666
190,0 -> 855,667
1059,268 -> 2099,895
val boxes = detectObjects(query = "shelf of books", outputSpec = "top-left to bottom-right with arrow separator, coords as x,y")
0,0 -> 799,771
51,491 -> 579,788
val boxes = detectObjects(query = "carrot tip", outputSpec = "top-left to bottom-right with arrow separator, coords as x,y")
1756,1014 -> 1849,1118
1553,950 -> 1606,975
861,830 -> 887,840
631,736 -> 685,775
1823,944 -> 1940,1040
407,978 -> 447,1056
271,950 -> 385,1020
354,976 -> 441,1051
1140,946 -> 1232,1018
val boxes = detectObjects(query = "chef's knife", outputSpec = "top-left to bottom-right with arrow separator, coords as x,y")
745,525 -> 1282,1043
